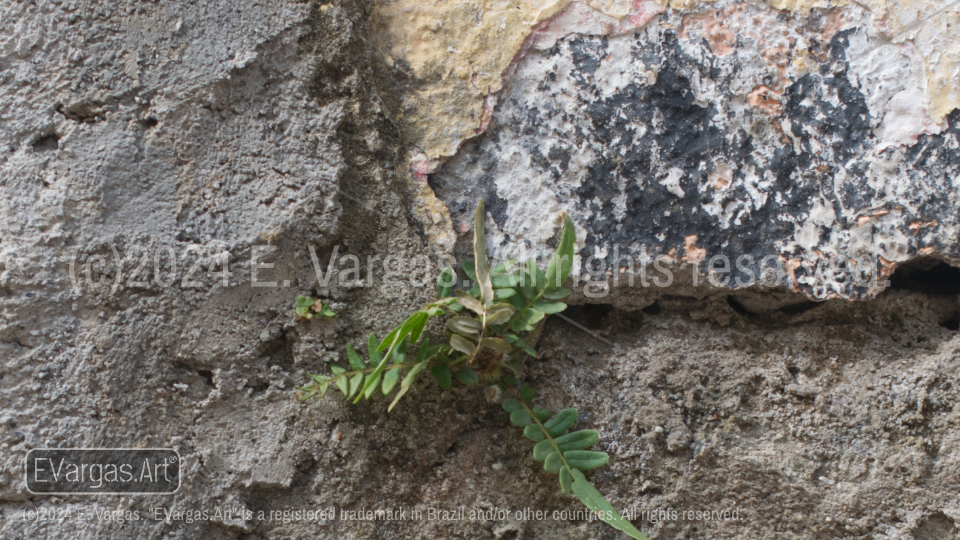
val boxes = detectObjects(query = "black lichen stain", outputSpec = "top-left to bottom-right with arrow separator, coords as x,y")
431,23 -> 960,297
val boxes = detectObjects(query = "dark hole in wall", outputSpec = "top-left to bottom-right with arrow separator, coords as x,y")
778,300 -> 819,314
941,313 -> 960,331
559,303 -> 614,329
642,300 -> 662,315
726,296 -> 749,316
196,370 -> 214,387
32,134 -> 59,152
889,257 -> 960,296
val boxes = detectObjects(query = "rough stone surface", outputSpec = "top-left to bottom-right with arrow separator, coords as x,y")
432,3 -> 960,300
1,1 -> 959,540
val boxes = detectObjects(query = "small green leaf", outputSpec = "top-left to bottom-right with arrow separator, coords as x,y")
510,319 -> 535,333
524,424 -> 545,442
532,300 -> 566,314
555,430 -> 599,451
522,345 -> 538,358
569,469 -> 648,540
437,266 -> 456,299
533,439 -> 554,461
455,290 -> 484,315
520,384 -> 535,403
431,364 -> 452,390
494,287 -> 517,299
298,388 -> 317,400
393,340 -> 407,363
364,373 -> 381,399
307,372 -> 326,384
559,466 -> 573,496
388,361 -> 427,411
521,308 -> 545,325
347,372 -> 363,398
367,333 -> 382,365
533,407 -> 553,421
510,409 -> 535,426
414,338 -> 430,362
502,398 -> 522,413
527,259 -> 547,289
544,408 -> 578,437
491,274 -> 520,288
296,295 -> 312,307
330,364 -> 348,395
564,450 -> 609,470
347,344 -> 365,371
544,452 -> 563,474
546,214 -> 576,289
449,334 -> 477,356
382,367 -> 400,395
409,311 -> 430,344
448,316 -> 482,335
503,373 -> 517,386
508,291 -> 527,311
455,367 -> 479,385
543,287 -> 573,300
462,260 -> 477,281
484,303 -> 516,326
481,338 -> 512,353
473,200 -> 494,306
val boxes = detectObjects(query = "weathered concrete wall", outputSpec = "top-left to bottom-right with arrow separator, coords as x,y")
2,0 -> 959,539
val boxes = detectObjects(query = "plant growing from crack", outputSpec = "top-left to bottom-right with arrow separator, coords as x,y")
296,201 -> 648,540
295,295 -> 336,320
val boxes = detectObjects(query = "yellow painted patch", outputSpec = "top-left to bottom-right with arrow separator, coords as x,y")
372,0 -> 957,170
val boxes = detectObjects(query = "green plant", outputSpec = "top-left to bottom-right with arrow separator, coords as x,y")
295,295 -> 336,320
296,201 -> 647,540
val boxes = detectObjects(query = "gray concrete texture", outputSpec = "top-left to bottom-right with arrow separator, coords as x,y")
1,0 -> 959,539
